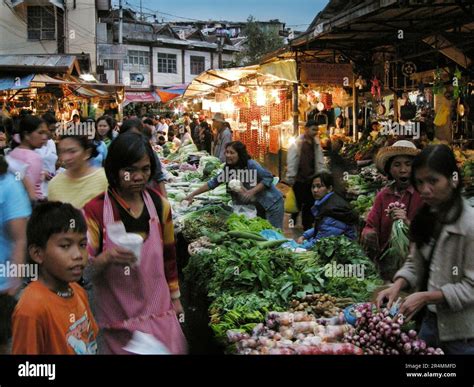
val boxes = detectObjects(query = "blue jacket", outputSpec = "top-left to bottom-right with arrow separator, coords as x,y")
302,192 -> 358,249
208,159 -> 282,211
90,141 -> 108,168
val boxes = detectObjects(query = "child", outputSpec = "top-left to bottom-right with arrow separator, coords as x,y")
12,202 -> 99,354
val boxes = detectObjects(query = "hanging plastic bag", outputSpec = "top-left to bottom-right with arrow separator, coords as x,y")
284,187 -> 299,213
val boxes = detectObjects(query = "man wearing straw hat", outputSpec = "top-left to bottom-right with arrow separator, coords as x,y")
362,140 -> 424,281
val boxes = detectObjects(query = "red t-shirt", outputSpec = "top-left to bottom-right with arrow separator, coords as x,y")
12,281 -> 99,355
362,184 -> 424,251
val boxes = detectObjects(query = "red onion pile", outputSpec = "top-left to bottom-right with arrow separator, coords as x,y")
343,303 -> 444,355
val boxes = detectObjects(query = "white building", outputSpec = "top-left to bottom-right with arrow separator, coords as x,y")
96,10 -> 240,90
0,0 -> 108,73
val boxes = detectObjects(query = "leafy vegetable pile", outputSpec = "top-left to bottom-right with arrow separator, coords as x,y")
350,193 -> 375,220
184,231 -> 382,344
226,213 -> 278,233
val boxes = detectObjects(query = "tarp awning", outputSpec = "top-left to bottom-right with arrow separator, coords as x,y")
155,84 -> 188,103
183,62 -> 296,98
259,59 -> 297,83
0,74 -> 34,91
125,91 -> 160,103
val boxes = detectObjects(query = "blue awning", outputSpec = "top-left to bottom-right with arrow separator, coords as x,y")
0,74 -> 34,91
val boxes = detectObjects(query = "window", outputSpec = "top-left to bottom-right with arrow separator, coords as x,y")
157,53 -> 177,74
103,59 -> 116,70
27,6 -> 56,40
190,56 -> 205,75
125,50 -> 149,70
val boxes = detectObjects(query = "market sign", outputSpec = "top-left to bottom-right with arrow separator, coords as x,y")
300,63 -> 353,87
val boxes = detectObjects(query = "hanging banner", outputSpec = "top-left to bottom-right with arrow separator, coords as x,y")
269,127 -> 280,154
301,63 -> 353,87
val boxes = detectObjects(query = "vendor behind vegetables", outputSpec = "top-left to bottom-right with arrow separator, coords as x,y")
361,140 -> 424,281
377,145 -> 474,355
184,141 -> 284,228
296,171 -> 358,248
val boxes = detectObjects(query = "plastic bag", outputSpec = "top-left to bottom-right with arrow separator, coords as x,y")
232,204 -> 257,218
284,187 -> 299,214
123,331 -> 171,355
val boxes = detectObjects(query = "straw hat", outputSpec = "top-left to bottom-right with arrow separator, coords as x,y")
375,140 -> 420,173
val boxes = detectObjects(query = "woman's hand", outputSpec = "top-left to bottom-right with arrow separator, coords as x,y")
399,292 -> 429,321
240,187 -> 256,202
376,285 -> 401,310
183,194 -> 194,204
392,208 -> 409,225
105,246 -> 137,266
297,236 -> 305,244
172,298 -> 184,316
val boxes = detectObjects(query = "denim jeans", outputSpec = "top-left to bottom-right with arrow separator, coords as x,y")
419,311 -> 474,354
265,198 -> 284,229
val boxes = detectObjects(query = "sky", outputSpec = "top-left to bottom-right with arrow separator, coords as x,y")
113,0 -> 329,30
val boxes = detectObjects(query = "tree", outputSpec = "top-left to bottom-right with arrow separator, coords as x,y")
236,16 -> 284,65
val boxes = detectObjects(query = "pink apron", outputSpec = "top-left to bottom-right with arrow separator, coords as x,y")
95,190 -> 187,354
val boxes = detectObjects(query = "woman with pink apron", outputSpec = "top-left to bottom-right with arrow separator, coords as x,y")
84,132 -> 187,354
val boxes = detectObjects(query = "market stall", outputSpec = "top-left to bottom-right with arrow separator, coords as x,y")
0,55 -> 124,120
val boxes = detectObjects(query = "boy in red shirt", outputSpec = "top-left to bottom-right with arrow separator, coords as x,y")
12,202 -> 98,354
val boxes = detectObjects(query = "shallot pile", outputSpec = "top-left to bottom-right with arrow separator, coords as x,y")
343,303 -> 444,355
227,311 -> 362,355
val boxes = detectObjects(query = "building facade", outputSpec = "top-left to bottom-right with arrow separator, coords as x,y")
0,0 -> 106,73
96,11 -> 240,88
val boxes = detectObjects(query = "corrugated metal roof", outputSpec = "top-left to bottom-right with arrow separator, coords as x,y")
0,55 -> 78,73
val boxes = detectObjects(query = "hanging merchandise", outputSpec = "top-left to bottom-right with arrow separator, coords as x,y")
384,61 -> 390,91
370,77 -> 381,99
269,127 -> 280,154
401,62 -> 417,77
322,93 -> 333,109
434,101 -> 450,126
453,67 -> 462,99
433,68 -> 444,95
355,75 -> 367,90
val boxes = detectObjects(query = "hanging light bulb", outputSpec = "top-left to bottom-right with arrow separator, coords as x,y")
256,87 -> 266,106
